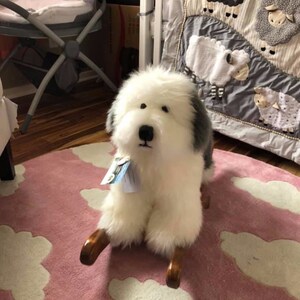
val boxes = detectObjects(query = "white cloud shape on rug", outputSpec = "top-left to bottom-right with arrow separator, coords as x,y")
72,142 -> 113,169
0,225 -> 52,300
232,177 -> 300,214
80,188 -> 108,211
220,231 -> 300,299
109,277 -> 192,300
0,164 -> 25,197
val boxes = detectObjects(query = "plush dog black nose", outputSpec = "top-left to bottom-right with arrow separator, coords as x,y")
139,125 -> 154,142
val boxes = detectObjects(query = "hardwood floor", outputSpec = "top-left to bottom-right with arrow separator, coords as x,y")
11,81 -> 113,163
10,81 -> 300,176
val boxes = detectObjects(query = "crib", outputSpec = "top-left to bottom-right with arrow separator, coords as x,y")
140,0 -> 300,164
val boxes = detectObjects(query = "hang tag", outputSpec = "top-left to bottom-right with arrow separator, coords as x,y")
101,156 -> 131,185
122,163 -> 141,193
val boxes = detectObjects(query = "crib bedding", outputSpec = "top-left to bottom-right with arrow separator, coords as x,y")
161,0 -> 300,164
0,0 -> 94,24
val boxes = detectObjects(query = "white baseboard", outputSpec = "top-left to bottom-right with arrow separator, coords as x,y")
4,70 -> 98,99
4,83 -> 36,99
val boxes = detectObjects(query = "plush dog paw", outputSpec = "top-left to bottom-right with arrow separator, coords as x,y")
98,216 -> 144,248
145,205 -> 202,258
146,233 -> 176,258
98,189 -> 152,248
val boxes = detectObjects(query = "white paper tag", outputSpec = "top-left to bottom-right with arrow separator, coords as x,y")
101,156 -> 131,185
122,163 -> 141,193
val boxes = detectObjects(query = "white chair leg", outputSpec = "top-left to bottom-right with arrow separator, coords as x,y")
78,52 -> 117,92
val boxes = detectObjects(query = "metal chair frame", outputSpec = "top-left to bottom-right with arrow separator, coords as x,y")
0,0 -> 117,133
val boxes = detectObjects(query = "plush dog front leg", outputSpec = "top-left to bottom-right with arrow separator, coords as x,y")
98,185 -> 152,247
165,190 -> 209,288
146,188 -> 202,255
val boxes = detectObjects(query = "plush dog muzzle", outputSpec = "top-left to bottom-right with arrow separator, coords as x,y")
139,125 -> 154,148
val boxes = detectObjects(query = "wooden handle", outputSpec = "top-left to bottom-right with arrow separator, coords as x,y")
80,229 -> 110,265
201,186 -> 210,209
166,247 -> 185,289
201,194 -> 210,209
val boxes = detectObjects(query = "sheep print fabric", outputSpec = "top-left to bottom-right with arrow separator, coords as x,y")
161,0 -> 300,164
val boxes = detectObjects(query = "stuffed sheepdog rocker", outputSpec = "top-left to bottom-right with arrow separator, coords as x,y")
80,67 -> 214,289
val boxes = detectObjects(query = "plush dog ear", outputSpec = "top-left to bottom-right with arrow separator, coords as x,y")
106,103 -> 116,134
190,91 -> 213,153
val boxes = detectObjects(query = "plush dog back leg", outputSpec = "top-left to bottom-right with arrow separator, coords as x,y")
202,137 -> 214,184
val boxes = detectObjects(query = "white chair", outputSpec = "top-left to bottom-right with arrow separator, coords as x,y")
0,78 -> 18,180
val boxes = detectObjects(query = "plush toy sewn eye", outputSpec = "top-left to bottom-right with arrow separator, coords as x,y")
140,103 -> 147,109
162,106 -> 169,113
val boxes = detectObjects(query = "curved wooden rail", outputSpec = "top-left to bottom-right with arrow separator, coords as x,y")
80,192 -> 210,288
80,229 -> 110,265
166,247 -> 185,289
201,194 -> 210,209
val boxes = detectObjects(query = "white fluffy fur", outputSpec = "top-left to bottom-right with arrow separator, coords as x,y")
98,67 -> 210,258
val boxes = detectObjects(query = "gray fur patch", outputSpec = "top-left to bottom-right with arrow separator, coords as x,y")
190,91 -> 214,168
255,0 -> 300,46
106,106 -> 115,133
203,137 -> 214,169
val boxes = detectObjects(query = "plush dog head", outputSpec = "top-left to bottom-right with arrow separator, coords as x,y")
106,67 -> 212,163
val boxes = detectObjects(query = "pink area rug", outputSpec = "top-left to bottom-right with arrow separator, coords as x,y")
0,142 -> 300,300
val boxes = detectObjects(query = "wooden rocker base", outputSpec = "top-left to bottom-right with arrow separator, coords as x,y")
166,247 -> 185,289
201,188 -> 211,209
80,229 -> 110,265
80,195 -> 210,288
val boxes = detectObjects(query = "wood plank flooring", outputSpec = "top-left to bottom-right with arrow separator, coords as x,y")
11,81 -> 112,163
10,81 -> 300,176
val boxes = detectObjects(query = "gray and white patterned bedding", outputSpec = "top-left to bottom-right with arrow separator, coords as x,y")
161,0 -> 300,164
